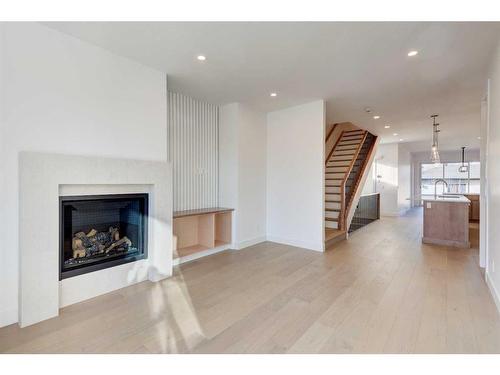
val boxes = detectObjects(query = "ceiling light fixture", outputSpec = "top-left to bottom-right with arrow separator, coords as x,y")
384,125 -> 391,129
478,136 -> 481,140
399,139 -> 404,142
373,115 -> 380,120
430,114 -> 440,164
270,92 -> 277,97
393,133 -> 398,136
196,55 -> 206,61
408,50 -> 418,57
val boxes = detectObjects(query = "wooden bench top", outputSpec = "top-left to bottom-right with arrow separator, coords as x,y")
173,207 -> 234,218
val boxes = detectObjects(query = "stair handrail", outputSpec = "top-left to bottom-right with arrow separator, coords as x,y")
344,135 -> 378,227
338,131 -> 368,230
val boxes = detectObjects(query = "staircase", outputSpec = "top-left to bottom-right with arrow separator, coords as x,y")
325,125 -> 377,247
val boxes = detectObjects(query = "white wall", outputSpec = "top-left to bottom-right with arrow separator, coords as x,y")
237,105 -> 267,247
374,144 -> 400,216
372,142 -> 411,216
480,96 -> 489,269
0,23 -> 168,327
485,39 -> 500,313
398,144 -> 411,215
219,103 -> 267,249
266,100 -> 325,251
361,162 -> 376,195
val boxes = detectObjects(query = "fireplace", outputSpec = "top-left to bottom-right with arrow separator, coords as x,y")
59,193 -> 148,279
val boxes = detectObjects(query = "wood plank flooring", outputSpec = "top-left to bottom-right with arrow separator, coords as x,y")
1,208 -> 499,353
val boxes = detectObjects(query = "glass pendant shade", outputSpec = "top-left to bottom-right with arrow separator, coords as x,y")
430,115 -> 440,163
458,146 -> 469,173
430,145 -> 440,163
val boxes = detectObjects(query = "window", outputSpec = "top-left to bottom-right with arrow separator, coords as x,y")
443,162 -> 469,194
421,163 -> 444,196
420,161 -> 480,197
469,161 -> 480,194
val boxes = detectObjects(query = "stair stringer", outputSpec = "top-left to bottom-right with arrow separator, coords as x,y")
345,136 -> 380,236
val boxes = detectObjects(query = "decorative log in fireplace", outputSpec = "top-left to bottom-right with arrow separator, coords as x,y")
59,194 -> 148,279
69,227 -> 132,261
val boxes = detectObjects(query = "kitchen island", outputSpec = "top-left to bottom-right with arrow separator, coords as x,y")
422,195 -> 471,248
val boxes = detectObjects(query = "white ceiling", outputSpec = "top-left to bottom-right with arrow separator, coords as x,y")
45,22 -> 500,150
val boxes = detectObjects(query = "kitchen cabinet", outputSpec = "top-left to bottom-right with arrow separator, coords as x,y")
464,194 -> 480,222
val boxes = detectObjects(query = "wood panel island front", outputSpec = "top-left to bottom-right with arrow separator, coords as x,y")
422,195 -> 470,248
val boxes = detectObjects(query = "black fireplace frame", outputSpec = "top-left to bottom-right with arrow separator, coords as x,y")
59,193 -> 148,280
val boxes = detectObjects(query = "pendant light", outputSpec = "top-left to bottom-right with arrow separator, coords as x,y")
459,146 -> 469,173
430,114 -> 440,163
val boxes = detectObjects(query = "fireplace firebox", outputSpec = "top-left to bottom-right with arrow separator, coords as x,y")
59,193 -> 148,280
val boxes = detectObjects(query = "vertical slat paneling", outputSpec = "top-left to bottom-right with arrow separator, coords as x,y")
168,92 -> 219,211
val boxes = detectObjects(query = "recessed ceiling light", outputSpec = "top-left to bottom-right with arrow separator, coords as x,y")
399,139 -> 404,142
407,50 -> 418,57
478,136 -> 481,140
270,92 -> 277,97
384,125 -> 391,129
393,133 -> 398,136
197,55 -> 206,61
373,115 -> 380,120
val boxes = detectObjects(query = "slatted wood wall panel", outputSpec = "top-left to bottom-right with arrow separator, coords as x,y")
168,92 -> 219,211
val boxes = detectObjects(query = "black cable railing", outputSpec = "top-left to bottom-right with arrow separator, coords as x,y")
348,192 -> 380,233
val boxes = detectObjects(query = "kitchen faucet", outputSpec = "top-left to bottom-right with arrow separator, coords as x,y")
434,179 -> 448,199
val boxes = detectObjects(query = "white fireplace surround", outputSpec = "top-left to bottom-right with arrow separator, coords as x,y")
18,152 -> 172,327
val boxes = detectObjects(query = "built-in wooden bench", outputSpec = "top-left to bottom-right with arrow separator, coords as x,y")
173,207 -> 234,264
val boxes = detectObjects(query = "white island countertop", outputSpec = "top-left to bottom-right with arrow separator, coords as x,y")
422,195 -> 471,203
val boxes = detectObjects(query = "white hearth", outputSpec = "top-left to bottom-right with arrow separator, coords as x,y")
18,152 -> 172,327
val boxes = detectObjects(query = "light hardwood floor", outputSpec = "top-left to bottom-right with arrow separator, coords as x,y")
1,208 -> 500,353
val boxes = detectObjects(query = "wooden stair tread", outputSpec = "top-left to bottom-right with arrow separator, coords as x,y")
338,142 -> 362,146
325,228 -> 346,242
340,136 -> 362,140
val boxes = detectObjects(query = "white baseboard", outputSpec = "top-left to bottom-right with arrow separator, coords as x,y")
234,236 -> 267,250
486,271 -> 500,316
172,243 -> 231,266
0,307 -> 18,328
266,235 -> 324,252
